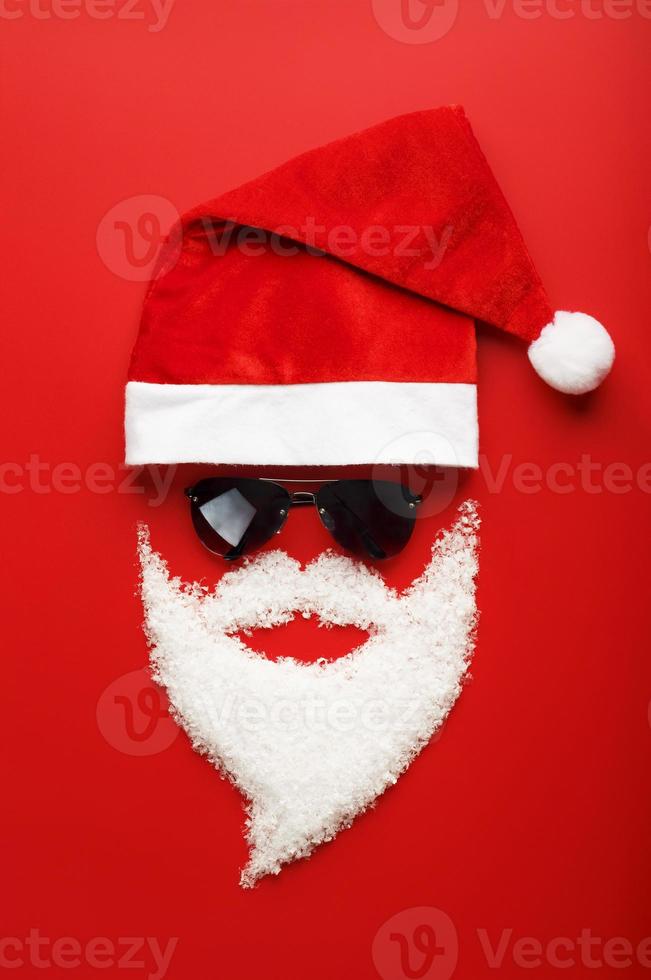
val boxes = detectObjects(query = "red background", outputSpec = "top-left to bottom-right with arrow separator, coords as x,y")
2,2 -> 650,978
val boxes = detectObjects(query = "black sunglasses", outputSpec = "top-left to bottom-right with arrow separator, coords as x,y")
184,478 -> 421,561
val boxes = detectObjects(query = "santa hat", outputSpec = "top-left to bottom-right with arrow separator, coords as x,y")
125,106 -> 614,467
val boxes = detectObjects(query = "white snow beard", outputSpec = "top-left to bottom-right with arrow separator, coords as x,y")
138,500 -> 480,887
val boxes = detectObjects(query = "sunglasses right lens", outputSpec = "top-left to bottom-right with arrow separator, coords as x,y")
316,480 -> 418,559
188,478 -> 290,559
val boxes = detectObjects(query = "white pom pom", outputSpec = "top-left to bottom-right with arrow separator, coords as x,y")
528,311 -> 615,395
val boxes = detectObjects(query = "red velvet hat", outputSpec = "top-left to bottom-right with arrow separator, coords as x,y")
125,106 -> 614,467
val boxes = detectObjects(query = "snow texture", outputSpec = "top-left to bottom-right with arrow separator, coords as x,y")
138,501 -> 480,886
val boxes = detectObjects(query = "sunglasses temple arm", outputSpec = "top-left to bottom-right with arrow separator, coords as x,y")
328,490 -> 385,560
224,523 -> 257,561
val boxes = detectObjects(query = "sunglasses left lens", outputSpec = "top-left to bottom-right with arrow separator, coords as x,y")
188,478 -> 290,559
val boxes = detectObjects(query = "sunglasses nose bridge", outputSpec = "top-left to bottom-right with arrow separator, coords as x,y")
289,490 -> 317,507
